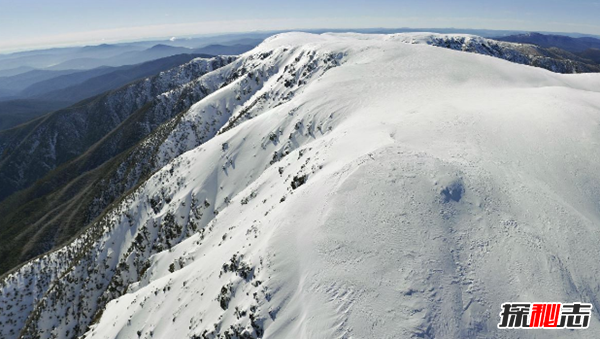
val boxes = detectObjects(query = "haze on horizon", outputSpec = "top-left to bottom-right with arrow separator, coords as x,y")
1,0 -> 600,53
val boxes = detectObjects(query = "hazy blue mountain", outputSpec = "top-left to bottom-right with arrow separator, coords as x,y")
0,54 -> 210,131
0,69 -> 79,94
0,56 -> 235,276
0,99 -> 70,130
141,33 -> 270,49
0,45 -> 87,60
44,57 -> 116,70
33,53 -> 212,103
495,32 -> 600,52
0,55 -> 234,203
0,66 -> 37,77
75,43 -> 146,59
0,88 -> 18,99
19,66 -> 117,97
0,43 -> 146,71
45,44 -> 196,70
577,48 -> 600,63
146,44 -> 191,53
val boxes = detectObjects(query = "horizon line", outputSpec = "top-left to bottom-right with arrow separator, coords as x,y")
2,26 -> 600,56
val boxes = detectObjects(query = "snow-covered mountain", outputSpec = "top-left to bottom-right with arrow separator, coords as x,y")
1,32 -> 597,278
0,55 -> 235,201
2,32 -> 600,339
0,54 -> 239,276
398,33 -> 600,73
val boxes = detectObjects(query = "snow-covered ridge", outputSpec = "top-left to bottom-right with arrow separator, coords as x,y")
342,32 -> 599,73
0,32 -> 345,339
2,32 -> 600,339
0,55 -> 236,202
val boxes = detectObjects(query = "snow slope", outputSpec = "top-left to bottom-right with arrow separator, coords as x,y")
377,32 -> 600,73
3,32 -> 600,339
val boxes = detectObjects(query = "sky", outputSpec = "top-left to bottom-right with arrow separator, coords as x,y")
1,0 -> 600,52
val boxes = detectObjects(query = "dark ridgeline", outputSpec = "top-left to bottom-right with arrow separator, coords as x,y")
0,55 -> 236,275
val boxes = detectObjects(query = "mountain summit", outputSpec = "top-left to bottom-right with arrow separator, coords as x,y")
2,32 -> 600,339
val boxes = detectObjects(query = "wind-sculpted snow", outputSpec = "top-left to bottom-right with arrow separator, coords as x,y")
2,32 -> 600,339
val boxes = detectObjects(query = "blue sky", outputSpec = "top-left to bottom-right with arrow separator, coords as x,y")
1,0 -> 600,52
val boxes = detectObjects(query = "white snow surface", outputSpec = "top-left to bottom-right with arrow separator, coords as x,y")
3,32 -> 600,339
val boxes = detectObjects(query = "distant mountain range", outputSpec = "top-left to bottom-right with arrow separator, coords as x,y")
408,33 -> 600,74
0,55 -> 236,275
0,44 -> 257,131
0,69 -> 79,96
0,41 -> 258,72
0,54 -> 204,130
495,32 -> 600,67
494,32 -> 600,52
0,44 -> 256,99
26,53 -> 214,103
577,48 -> 600,63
